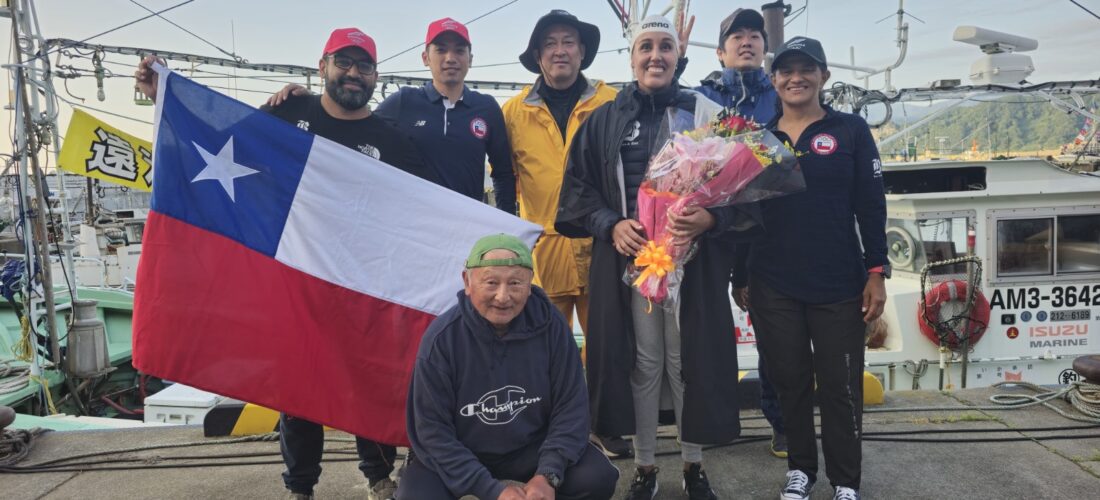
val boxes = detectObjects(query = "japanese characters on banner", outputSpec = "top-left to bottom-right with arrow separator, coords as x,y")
59,109 -> 153,191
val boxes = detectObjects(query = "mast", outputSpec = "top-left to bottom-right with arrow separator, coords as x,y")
3,0 -> 73,381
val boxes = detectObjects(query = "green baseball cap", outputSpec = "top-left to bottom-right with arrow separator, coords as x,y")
465,234 -> 534,269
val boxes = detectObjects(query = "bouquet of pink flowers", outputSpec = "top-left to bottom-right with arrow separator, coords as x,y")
628,108 -> 805,308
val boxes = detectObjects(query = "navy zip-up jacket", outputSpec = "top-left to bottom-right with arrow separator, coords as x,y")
695,67 -> 778,125
407,286 -> 588,500
734,106 -> 887,304
376,83 -> 517,214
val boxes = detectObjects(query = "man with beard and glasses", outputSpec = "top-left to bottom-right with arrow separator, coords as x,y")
270,18 -> 516,215
135,28 -> 439,500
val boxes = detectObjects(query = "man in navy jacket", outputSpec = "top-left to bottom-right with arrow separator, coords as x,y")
397,234 -> 618,500
695,8 -> 789,459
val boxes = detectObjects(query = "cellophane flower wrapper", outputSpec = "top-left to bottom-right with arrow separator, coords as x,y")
625,111 -> 805,310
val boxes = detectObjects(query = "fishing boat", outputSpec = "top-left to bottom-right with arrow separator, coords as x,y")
1,1 -> 1098,498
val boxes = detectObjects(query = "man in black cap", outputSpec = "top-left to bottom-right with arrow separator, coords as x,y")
695,7 -> 788,460
697,8 -> 779,134
502,10 -> 632,460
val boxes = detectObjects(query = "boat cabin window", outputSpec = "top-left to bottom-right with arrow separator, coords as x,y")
996,214 -> 1100,278
886,216 -> 969,275
997,219 -> 1052,276
883,166 -> 986,194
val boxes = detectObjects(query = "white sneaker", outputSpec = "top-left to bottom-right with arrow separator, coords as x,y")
833,486 -> 860,500
779,470 -> 814,500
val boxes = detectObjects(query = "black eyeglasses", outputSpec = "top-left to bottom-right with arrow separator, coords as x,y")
329,55 -> 376,74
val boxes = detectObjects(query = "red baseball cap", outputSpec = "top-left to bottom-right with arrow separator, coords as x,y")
323,28 -> 378,62
425,17 -> 471,46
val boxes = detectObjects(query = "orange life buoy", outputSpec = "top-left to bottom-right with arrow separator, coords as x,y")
918,279 -> 991,349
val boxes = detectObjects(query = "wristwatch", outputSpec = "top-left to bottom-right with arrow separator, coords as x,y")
868,265 -> 892,279
541,472 -> 562,489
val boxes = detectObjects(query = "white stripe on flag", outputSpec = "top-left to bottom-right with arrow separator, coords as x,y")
275,135 -> 541,315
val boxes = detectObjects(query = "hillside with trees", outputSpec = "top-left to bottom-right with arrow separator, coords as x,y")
874,95 -> 1098,157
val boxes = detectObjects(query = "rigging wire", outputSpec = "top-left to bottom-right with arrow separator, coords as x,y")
42,0 -> 196,58
127,0 -> 245,63
379,46 -> 629,75
606,0 -> 629,30
376,0 -> 522,65
37,147 -> 77,306
1069,0 -> 1100,21
53,94 -> 152,126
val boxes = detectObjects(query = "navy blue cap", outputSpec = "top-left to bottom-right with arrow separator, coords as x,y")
772,36 -> 827,70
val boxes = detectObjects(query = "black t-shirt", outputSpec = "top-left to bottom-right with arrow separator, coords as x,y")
260,94 -> 439,185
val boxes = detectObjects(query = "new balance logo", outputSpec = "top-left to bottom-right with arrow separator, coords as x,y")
414,120 -> 427,127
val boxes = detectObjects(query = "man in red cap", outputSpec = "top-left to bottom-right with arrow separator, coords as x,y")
268,18 -> 515,215
135,27 -> 438,500
373,17 -> 516,215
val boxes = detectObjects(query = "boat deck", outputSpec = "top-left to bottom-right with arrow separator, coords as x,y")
2,386 -> 1098,499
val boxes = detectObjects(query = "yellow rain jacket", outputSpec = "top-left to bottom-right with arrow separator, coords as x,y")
503,78 -> 617,297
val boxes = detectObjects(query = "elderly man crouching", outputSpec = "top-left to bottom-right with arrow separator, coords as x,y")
397,234 -> 618,500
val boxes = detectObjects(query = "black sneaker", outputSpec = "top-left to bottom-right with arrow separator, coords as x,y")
683,463 -> 718,499
627,466 -> 659,500
770,431 -> 789,458
590,433 -> 633,458
780,470 -> 814,500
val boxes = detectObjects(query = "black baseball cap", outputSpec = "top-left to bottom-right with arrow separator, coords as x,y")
719,8 -> 766,45
519,10 -> 600,74
771,36 -> 828,70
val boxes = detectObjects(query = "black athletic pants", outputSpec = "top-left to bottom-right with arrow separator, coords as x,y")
279,413 -> 397,494
396,442 -> 618,500
749,278 -> 865,489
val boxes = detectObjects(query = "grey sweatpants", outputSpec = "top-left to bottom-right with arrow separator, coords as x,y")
630,290 -> 704,466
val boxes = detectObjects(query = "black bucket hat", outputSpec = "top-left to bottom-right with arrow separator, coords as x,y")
518,10 -> 600,74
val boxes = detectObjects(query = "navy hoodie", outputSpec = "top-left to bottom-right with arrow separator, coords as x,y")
406,286 -> 589,500
695,67 -> 778,125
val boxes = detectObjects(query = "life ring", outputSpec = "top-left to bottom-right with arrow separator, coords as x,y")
918,280 -> 991,349
1073,355 -> 1100,384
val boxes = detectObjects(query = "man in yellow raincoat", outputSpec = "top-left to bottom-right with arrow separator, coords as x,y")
502,9 -> 625,458
504,10 -> 614,358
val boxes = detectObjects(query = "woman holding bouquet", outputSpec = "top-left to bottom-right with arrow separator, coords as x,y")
734,37 -> 887,500
556,16 -> 743,500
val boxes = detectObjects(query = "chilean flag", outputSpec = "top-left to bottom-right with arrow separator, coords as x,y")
132,66 -> 540,446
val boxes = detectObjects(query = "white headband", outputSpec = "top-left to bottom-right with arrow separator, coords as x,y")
631,15 -> 678,53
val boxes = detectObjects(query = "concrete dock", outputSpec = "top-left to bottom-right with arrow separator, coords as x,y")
1,386 -> 1098,499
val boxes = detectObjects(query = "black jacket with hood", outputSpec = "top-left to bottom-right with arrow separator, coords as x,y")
406,286 -> 588,500
555,83 -> 742,444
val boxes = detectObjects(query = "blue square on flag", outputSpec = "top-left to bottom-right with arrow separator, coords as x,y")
152,72 -> 312,257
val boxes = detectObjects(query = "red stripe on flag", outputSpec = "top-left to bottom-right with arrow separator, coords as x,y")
133,211 -> 435,445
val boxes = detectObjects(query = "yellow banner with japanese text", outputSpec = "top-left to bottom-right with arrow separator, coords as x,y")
58,109 -> 153,191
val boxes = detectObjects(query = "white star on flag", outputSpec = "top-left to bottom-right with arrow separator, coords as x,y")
191,137 -> 258,201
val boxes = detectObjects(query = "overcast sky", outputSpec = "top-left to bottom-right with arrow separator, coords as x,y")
2,0 -> 1098,153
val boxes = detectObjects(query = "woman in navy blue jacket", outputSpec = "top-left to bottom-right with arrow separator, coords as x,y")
732,36 -> 887,500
